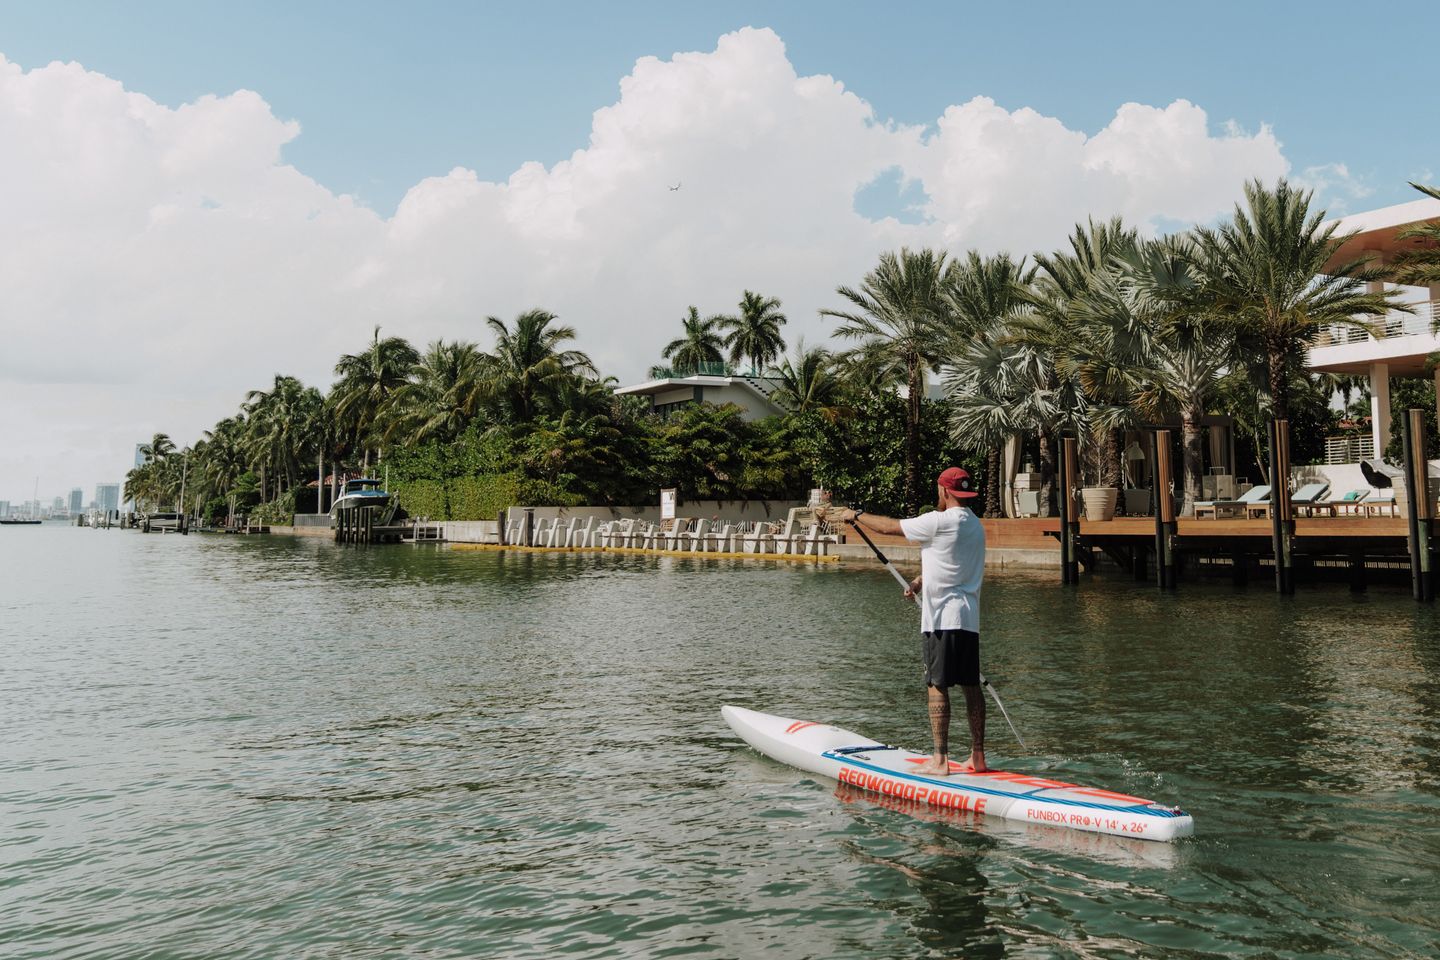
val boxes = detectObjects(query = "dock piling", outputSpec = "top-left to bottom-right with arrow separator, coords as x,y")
1403,408 -> 1435,602
1151,429 -> 1177,590
1059,435 -> 1080,584
1268,419 -> 1295,595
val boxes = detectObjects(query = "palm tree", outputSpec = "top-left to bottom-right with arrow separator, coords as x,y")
718,291 -> 787,375
138,433 -> 175,463
243,375 -> 323,499
661,306 -> 726,376
1193,179 -> 1402,422
384,339 -> 489,445
1081,236 -> 1232,516
823,247 -> 951,509
1388,182 -> 1440,295
332,326 -> 421,470
769,340 -> 844,416
1019,218 -> 1144,491
485,309 -> 596,423
942,251 -> 1032,516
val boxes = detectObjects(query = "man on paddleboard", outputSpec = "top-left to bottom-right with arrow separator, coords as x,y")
820,467 -> 987,776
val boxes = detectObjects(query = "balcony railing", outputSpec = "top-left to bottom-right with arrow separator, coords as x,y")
1314,300 -> 1440,348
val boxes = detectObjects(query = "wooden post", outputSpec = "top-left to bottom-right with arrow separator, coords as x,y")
1403,408 -> 1435,602
1152,429 -> 1177,589
1268,419 -> 1294,595
1060,435 -> 1080,584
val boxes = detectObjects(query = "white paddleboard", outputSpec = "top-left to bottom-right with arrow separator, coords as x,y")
723,705 -> 1193,843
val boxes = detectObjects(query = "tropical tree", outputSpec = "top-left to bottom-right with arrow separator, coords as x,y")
138,433 -> 175,463
1019,217 -> 1144,492
384,339 -> 490,445
1078,237 -> 1233,515
768,340 -> 844,417
718,291 -> 787,374
242,375 -> 323,499
484,309 -> 597,423
661,306 -> 726,376
332,326 -> 421,469
823,247 -> 951,509
1388,182 -> 1440,297
1193,179 -> 1402,423
942,251 -> 1032,516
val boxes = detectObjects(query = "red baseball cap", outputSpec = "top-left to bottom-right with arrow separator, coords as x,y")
937,467 -> 978,498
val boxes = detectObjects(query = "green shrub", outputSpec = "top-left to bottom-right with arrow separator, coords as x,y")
392,479 -> 447,519
249,491 -> 295,525
447,474 -> 521,520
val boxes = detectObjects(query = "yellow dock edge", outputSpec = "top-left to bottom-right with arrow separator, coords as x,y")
449,543 -> 839,563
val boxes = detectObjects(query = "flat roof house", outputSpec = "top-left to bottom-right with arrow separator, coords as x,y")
1308,196 -> 1440,459
613,368 -> 784,421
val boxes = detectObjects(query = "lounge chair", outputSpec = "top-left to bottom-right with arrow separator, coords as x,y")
1195,485 -> 1270,519
1286,482 -> 1331,518
1314,489 -> 1369,517
1363,489 -> 1398,517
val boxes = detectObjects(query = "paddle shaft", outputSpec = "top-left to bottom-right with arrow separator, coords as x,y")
845,518 -> 1025,748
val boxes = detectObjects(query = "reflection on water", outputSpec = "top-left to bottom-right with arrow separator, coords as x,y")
1,527 -> 1439,958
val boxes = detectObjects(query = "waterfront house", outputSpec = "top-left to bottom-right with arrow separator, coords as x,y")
1306,196 -> 1440,488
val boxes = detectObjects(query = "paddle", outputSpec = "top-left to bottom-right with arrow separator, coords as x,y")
843,517 -> 1026,749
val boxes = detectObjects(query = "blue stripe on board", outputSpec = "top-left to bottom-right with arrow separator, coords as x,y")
824,751 -> 1183,819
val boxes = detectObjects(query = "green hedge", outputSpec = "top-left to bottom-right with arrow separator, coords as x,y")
447,474 -> 521,520
392,479 -> 447,520
388,472 -> 587,521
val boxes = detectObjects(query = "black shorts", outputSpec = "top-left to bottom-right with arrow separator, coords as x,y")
922,629 -> 980,688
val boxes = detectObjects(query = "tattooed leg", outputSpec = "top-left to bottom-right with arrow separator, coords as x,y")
959,683 -> 987,773
913,685 -> 951,776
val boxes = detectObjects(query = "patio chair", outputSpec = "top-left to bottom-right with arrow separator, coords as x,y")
757,517 -> 798,554
679,518 -> 709,552
567,516 -> 594,547
1288,482 -> 1331,518
735,520 -> 769,553
1195,484 -> 1270,519
545,517 -> 570,547
703,522 -> 736,553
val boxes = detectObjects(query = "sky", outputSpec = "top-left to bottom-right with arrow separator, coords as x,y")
2,1 -> 1438,503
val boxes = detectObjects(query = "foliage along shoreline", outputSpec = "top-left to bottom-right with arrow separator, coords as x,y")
126,178 -> 1440,525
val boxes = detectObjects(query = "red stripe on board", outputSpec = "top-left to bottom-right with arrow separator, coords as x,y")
785,721 -> 820,734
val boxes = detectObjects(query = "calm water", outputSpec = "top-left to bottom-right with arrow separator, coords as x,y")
3,526 -> 1439,959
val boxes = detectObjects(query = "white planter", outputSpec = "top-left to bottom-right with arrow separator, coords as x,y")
1081,487 -> 1119,522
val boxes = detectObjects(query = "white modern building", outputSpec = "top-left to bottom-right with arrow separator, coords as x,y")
614,369 -> 785,421
1308,196 -> 1440,460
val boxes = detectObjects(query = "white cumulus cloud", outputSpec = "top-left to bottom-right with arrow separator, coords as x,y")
0,27 -> 1295,499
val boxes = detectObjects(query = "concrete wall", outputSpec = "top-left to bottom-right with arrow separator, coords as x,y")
442,520 -> 500,543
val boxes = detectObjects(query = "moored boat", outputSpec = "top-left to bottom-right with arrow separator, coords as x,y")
331,478 -> 396,522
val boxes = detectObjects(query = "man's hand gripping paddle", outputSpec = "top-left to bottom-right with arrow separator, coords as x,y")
845,518 -> 1026,749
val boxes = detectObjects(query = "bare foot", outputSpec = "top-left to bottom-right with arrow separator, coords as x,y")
912,755 -> 951,777
965,750 -> 988,774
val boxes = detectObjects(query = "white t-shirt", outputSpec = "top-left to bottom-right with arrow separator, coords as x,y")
898,506 -> 985,633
